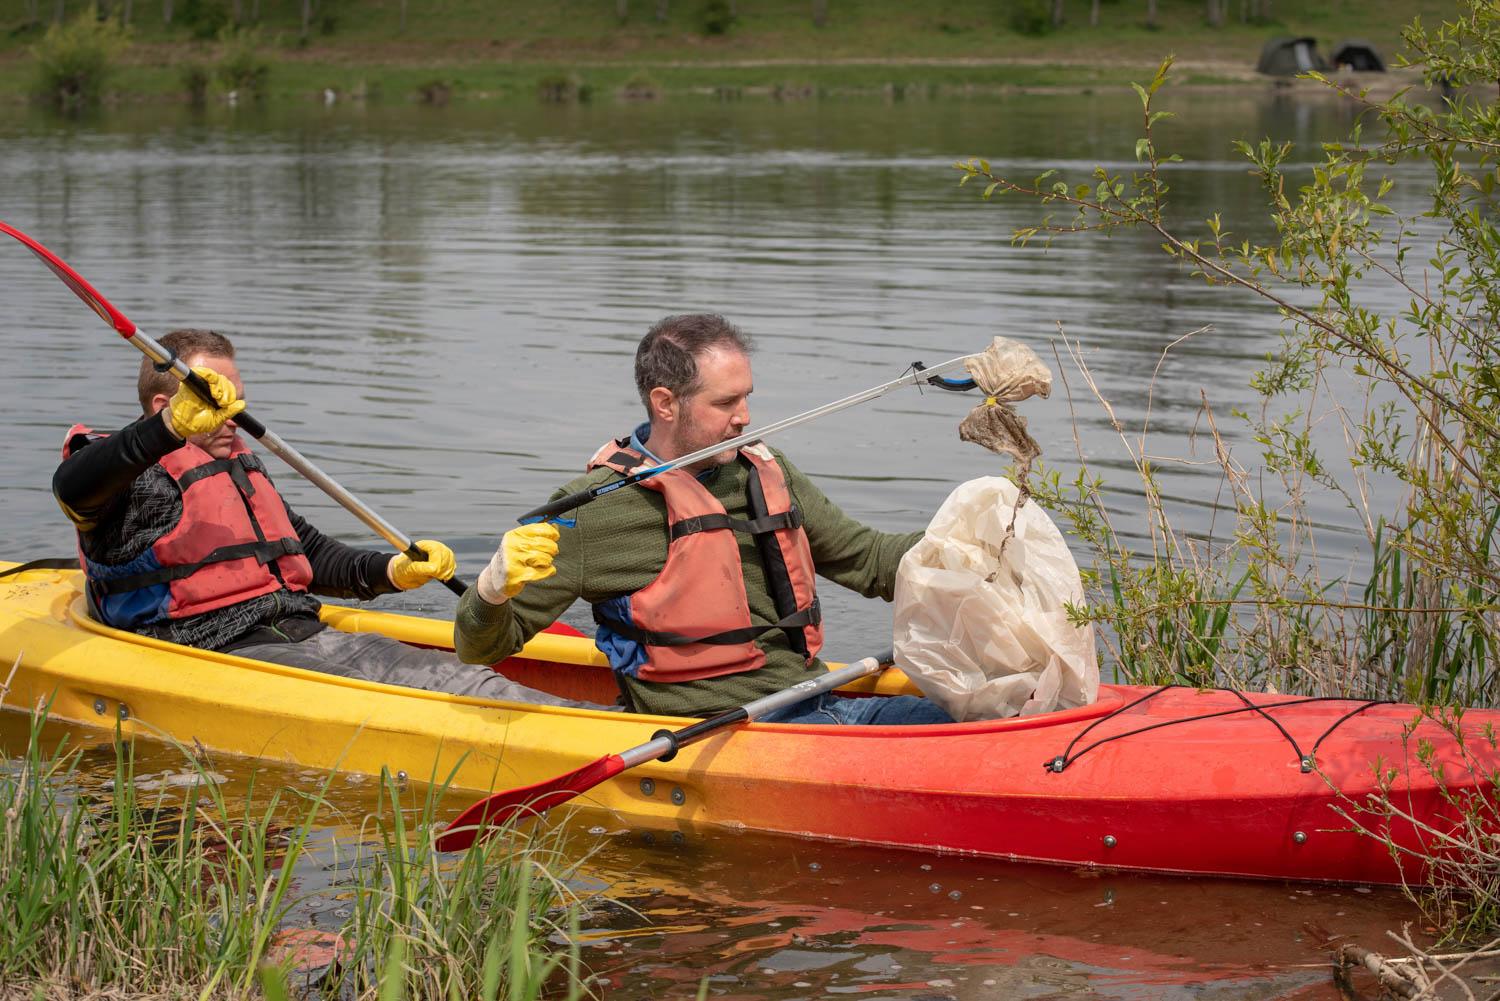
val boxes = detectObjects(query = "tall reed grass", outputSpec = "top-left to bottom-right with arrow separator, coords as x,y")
0,706 -> 591,1000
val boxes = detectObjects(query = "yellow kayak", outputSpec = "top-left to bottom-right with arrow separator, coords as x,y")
3,561 -> 1493,885
0,562 -> 911,833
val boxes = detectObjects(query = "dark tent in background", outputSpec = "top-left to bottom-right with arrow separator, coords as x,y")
1332,39 -> 1386,72
1256,36 -> 1329,76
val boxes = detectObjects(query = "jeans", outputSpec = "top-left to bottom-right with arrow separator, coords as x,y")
234,627 -> 617,710
763,692 -> 953,726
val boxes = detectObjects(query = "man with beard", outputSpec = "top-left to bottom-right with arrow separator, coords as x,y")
455,313 -> 952,723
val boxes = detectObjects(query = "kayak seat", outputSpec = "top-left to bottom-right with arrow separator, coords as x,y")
492,642 -> 622,706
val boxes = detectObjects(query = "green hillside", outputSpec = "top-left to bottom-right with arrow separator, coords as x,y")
0,0 -> 1459,101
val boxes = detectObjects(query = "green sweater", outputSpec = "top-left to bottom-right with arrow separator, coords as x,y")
454,446 -> 921,716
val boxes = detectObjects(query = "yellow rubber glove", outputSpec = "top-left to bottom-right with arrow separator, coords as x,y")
166,367 -> 246,439
476,523 -> 560,605
387,539 -> 457,591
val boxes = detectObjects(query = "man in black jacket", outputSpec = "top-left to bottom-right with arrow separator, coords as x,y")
54,328 -> 600,707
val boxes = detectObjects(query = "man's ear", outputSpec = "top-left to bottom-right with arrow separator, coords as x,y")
648,386 -> 676,423
149,392 -> 173,416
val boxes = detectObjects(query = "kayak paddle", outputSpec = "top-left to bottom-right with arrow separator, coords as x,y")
434,649 -> 893,851
0,219 -> 468,597
518,358 -> 980,523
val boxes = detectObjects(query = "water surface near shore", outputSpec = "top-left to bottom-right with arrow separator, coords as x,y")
0,89 -> 1408,650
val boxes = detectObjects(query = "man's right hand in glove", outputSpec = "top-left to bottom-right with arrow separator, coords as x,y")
477,523 -> 560,605
163,367 -> 246,440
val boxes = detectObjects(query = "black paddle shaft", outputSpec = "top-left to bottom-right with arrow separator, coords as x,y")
184,368 -> 267,438
519,476 -> 635,524
648,708 -> 751,763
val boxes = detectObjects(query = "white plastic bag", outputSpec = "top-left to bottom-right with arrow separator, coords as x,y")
893,476 -> 1099,721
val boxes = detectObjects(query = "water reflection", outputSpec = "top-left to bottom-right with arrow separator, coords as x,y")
578,823 -> 1412,999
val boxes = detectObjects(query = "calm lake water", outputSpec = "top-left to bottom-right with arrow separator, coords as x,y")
0,88 -> 1434,997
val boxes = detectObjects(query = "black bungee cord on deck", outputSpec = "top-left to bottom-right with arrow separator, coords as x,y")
1042,685 -> 1394,775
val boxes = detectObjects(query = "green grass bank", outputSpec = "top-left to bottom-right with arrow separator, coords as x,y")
0,0 -> 1453,104
0,709 -> 593,1001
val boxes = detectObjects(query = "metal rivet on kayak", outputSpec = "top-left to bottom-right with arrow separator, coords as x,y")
93,698 -> 106,716
1049,757 -> 1066,773
1300,757 -> 1314,773
671,831 -> 685,844
117,703 -> 130,721
1103,835 -> 1117,849
640,778 -> 656,796
671,787 -> 686,806
1293,831 -> 1308,844
396,770 -> 408,785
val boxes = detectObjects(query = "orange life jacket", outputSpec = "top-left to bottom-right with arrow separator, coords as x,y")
63,424 -> 314,630
586,437 -> 823,684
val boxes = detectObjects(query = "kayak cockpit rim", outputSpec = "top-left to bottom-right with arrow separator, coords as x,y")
12,562 -> 1131,735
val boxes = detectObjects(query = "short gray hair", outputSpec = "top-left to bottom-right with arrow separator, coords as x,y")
634,313 -> 753,412
138,328 -> 235,414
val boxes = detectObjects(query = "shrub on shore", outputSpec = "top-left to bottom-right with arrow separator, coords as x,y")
215,27 -> 270,100
29,6 -> 129,107
538,71 -> 591,103
1006,0 -> 1055,36
698,0 -> 737,35
619,70 -> 660,100
180,61 -> 210,103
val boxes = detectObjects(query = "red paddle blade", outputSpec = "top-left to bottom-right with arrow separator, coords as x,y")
435,754 -> 627,852
0,220 -> 137,338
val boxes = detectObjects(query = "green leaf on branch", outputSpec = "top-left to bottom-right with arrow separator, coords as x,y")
1149,56 -> 1174,94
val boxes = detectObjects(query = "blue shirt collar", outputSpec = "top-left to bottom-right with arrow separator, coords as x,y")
630,421 -> 720,483
629,422 -> 660,463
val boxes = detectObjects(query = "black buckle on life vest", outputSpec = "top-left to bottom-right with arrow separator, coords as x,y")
176,454 -> 260,495
669,508 -> 802,541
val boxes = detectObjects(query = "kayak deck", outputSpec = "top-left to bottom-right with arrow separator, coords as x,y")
1,563 -> 1493,885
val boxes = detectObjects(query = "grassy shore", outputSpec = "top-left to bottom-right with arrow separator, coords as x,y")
0,0 -> 1453,103
0,709 -> 592,1001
